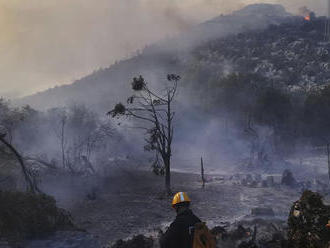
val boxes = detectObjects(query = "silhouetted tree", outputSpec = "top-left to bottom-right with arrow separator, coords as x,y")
108,74 -> 180,194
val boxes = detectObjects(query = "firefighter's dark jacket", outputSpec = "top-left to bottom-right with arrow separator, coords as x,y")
160,209 -> 201,248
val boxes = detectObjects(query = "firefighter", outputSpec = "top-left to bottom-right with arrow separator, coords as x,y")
160,192 -> 201,248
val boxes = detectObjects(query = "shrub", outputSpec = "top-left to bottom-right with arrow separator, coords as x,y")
0,191 -> 74,243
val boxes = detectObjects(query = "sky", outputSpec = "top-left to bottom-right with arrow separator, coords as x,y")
0,0 -> 326,98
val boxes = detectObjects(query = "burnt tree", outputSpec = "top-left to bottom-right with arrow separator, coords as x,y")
201,157 -> 205,188
0,133 -> 40,193
108,74 -> 180,194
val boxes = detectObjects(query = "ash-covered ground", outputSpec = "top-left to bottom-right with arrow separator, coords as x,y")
24,159 -> 329,248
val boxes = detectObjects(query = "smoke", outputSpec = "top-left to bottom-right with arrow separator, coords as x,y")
298,6 -> 313,17
172,116 -> 250,174
0,0 -> 327,97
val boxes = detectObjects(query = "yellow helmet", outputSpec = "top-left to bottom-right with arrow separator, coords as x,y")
172,192 -> 191,207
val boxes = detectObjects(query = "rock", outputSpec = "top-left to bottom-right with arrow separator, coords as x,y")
281,169 -> 297,187
266,176 -> 274,187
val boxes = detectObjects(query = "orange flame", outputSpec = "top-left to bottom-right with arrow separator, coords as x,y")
304,15 -> 311,21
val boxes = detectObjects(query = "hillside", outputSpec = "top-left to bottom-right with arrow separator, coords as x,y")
192,17 -> 330,90
17,4 -> 293,112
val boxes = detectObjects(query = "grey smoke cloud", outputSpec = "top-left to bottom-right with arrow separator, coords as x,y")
0,0 -> 326,97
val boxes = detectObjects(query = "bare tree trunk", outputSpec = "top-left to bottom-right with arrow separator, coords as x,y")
327,144 -> 330,183
201,157 -> 205,188
0,135 -> 40,193
165,94 -> 172,194
164,157 -> 171,195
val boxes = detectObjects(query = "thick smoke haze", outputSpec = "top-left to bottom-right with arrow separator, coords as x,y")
0,0 -> 326,97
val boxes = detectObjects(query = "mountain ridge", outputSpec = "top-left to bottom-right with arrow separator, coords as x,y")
16,3 -> 295,112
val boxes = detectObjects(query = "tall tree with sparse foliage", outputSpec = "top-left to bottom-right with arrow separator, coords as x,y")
108,74 -> 180,194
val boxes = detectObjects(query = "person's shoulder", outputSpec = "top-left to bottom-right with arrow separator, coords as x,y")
177,209 -> 200,223
193,214 -> 201,223
188,210 -> 201,223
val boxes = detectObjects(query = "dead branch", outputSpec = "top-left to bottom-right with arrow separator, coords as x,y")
0,133 -> 40,193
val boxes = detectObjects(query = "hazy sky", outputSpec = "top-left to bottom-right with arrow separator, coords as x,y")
0,0 -> 326,98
